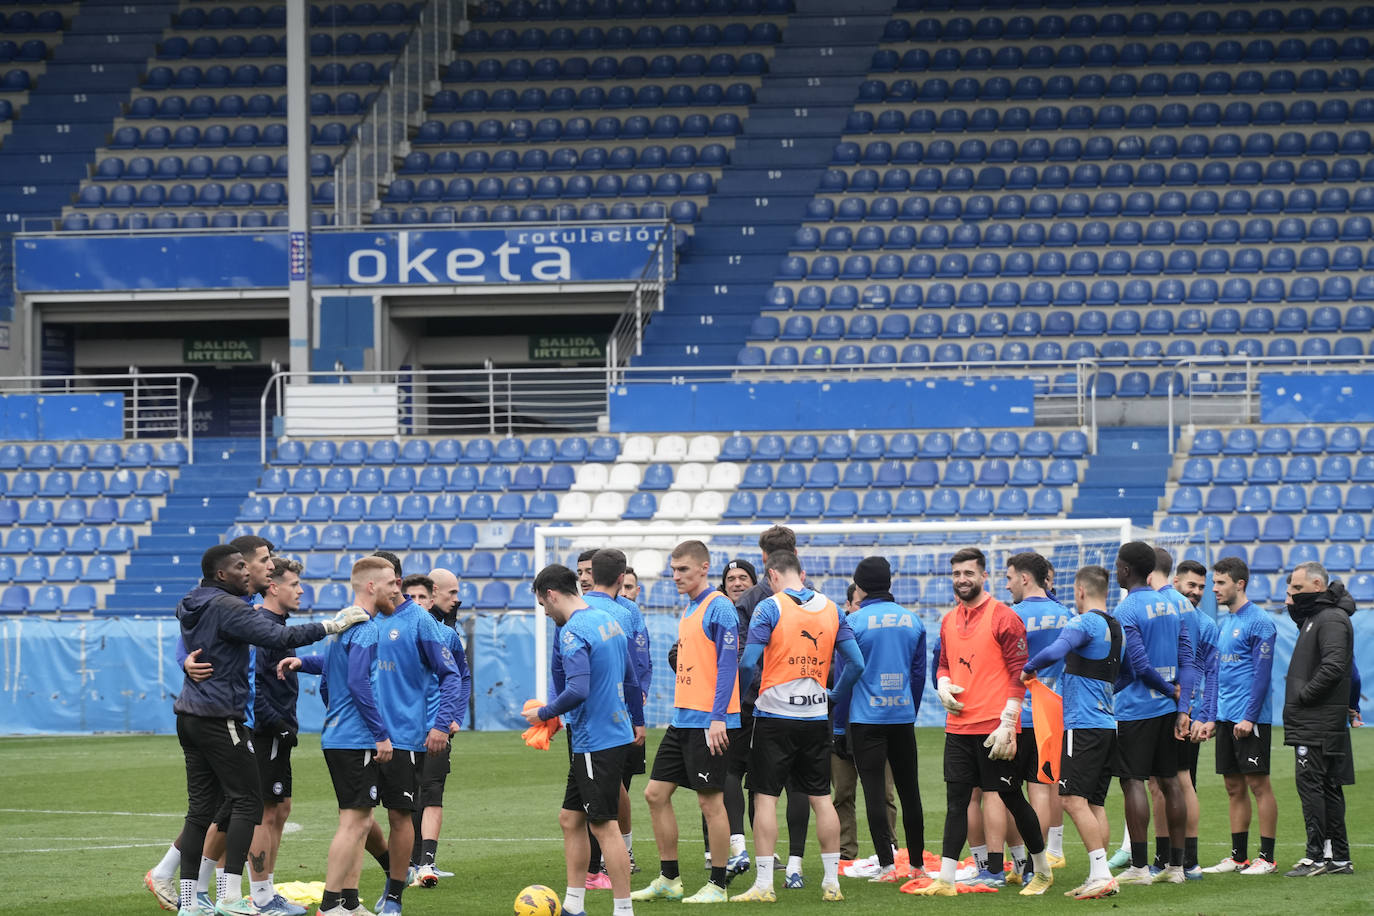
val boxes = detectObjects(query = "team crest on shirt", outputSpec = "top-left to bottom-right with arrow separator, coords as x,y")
1232,628 -> 1241,638
1260,641 -> 1272,656
723,628 -> 736,646
563,630 -> 578,647
389,629 -> 401,641
441,647 -> 454,662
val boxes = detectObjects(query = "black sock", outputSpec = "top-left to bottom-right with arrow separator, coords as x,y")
1231,832 -> 1248,863
1185,837 -> 1199,869
1153,836 -> 1169,869
341,889 -> 360,910
987,852 -> 1004,876
1260,837 -> 1275,863
422,839 -> 438,867
1170,847 -> 1184,867
321,891 -> 341,911
375,850 -> 391,873
1131,841 -> 1148,869
662,859 -> 680,880
710,865 -> 727,888
386,882 -> 404,905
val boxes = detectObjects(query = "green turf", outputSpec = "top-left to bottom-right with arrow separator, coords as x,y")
1,728 -> 1371,914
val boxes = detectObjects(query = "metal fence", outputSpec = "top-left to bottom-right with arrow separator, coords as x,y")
0,373 -> 200,458
334,0 -> 459,225
606,225 -> 675,382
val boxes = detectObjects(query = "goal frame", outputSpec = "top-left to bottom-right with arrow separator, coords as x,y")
531,517 -> 1134,702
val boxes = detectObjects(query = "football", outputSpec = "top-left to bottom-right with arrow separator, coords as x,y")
514,884 -> 562,916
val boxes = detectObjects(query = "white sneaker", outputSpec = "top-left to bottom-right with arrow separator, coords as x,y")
954,864 -> 980,882
1240,858 -> 1277,875
1158,865 -> 1186,884
413,864 -> 439,888
1201,857 -> 1249,874
1116,865 -> 1155,885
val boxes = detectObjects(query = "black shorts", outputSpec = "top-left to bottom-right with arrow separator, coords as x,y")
747,716 -> 831,797
1059,728 -> 1117,807
650,726 -> 728,792
726,705 -> 753,779
254,730 -> 295,803
325,748 -> 424,810
623,741 -> 647,781
1115,713 -> 1181,780
1015,724 -> 1055,784
1215,722 -> 1271,775
1179,737 -> 1200,787
943,731 -> 1022,792
564,743 -> 631,822
176,713 -> 261,833
418,743 -> 451,807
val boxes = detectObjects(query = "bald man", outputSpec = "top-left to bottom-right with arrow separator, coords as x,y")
409,568 -> 472,886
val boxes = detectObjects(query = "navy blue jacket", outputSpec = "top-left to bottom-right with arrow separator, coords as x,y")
174,580 -> 327,720
253,606 -> 303,734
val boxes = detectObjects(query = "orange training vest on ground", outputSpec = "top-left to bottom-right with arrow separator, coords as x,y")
941,594 -> 1018,735
674,589 -> 741,715
760,590 -> 838,693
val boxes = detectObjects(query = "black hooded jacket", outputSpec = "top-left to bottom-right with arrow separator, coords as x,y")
1283,581 -> 1355,746
174,580 -> 328,720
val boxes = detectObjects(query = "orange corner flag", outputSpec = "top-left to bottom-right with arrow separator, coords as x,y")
1025,676 -> 1064,784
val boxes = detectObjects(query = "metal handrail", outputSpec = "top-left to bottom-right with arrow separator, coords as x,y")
606,223 -> 674,383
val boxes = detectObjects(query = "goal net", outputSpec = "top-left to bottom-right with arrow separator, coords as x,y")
533,519 -> 1188,727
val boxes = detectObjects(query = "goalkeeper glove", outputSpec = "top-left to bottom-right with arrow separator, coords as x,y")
984,699 -> 1022,761
323,606 -> 369,635
937,677 -> 966,713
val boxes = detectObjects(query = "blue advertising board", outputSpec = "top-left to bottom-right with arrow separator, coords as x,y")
15,223 -> 668,292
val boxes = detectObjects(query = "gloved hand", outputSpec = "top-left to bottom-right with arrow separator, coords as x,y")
984,723 -> 1016,761
323,605 -> 369,635
937,677 -> 966,713
832,731 -> 851,761
276,728 -> 298,750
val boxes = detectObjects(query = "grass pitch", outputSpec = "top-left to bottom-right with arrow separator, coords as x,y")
1,728 -> 1371,915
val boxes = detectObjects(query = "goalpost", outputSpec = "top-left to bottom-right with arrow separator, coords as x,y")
532,518 -> 1182,725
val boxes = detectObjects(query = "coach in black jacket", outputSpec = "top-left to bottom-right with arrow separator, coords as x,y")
1283,562 -> 1356,876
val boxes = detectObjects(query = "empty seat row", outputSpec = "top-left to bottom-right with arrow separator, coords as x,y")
62,209 -> 329,231
755,306 -> 1374,341
437,78 -> 760,113
273,435 -> 623,465
719,429 -> 1086,461
793,218 -> 1374,255
1159,514 -> 1374,551
883,8 -> 1374,42
1181,454 -> 1374,485
426,113 -> 742,144
470,0 -> 793,19
719,486 -> 1066,519
368,199 -> 696,224
0,555 -> 113,583
232,522 -> 492,556
238,492 -> 558,523
824,159 -> 1374,195
157,31 -> 407,60
0,495 -> 160,526
870,37 -> 1374,73
0,522 -> 135,554
1191,426 -> 1374,456
860,67 -> 1374,104
144,63 -> 389,90
76,181 -> 329,208
0,584 -> 101,614
257,463 -> 576,494
0,441 -> 185,469
126,91 -> 372,120
1169,483 -> 1374,514
109,121 -> 355,147
175,3 -> 419,30
460,21 -> 779,50
0,469 -> 169,498
0,10 -> 62,31
399,143 -> 725,175
384,171 -> 713,203
843,99 -> 1374,136
0,39 -> 47,61
833,130 -> 1374,166
94,152 -> 331,180
733,457 -> 1078,489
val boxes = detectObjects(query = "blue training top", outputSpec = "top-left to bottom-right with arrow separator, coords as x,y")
542,605 -> 644,754
584,591 -> 654,701
1216,601 -> 1277,724
320,615 -> 387,750
841,597 -> 926,726
373,599 -> 464,752
1025,610 -> 1116,730
1013,595 -> 1071,727
1114,586 -> 1195,722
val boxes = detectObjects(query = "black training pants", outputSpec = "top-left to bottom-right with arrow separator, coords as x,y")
177,713 -> 263,883
850,722 -> 924,868
1294,741 -> 1350,862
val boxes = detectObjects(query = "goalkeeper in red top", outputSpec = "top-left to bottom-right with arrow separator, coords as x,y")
912,547 -> 1053,897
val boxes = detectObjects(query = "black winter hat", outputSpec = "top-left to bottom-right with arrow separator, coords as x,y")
853,556 -> 892,594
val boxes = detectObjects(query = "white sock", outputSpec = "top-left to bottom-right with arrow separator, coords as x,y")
730,834 -> 746,856
215,867 -> 227,900
623,832 -> 633,852
1088,848 -> 1110,882
250,879 -> 274,907
754,856 -> 775,890
153,843 -> 182,881
1047,826 -> 1064,858
612,897 -> 634,915
564,887 -> 586,913
970,844 -> 988,871
940,857 -> 958,884
821,852 -> 840,885
1009,844 -> 1028,871
196,857 -> 216,895
1030,850 -> 1049,876
220,872 -> 242,902
1120,825 -> 1131,853
786,855 -> 803,875
180,878 -> 197,909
